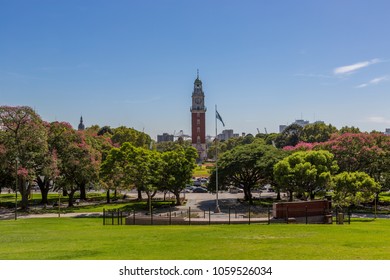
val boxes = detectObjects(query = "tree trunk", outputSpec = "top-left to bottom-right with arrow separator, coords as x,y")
276,190 -> 281,200
248,192 -> 253,205
174,191 -> 181,206
18,179 -> 30,210
40,187 -> 49,205
137,188 -> 142,200
288,190 -> 293,202
41,179 -> 52,205
79,182 -> 87,200
68,190 -> 76,207
106,189 -> 111,204
146,192 -> 152,212
243,186 -> 253,204
37,176 -> 49,205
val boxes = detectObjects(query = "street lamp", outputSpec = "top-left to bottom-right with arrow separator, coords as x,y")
15,157 -> 19,220
58,186 -> 61,218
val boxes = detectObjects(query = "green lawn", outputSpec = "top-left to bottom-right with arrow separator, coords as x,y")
1,217 -> 390,260
193,164 -> 212,177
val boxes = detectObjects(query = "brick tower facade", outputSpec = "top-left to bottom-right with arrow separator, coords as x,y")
191,72 -> 207,160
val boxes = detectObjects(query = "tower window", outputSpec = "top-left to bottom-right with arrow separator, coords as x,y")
197,119 -> 200,125
197,127 -> 200,133
197,136 -> 201,143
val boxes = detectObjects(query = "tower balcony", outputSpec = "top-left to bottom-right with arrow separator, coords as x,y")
190,106 -> 207,112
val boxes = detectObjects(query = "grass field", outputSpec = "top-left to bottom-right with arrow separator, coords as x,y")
1,217 -> 390,260
193,164 -> 212,177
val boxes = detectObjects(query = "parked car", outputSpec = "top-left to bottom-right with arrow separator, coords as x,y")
193,180 -> 202,186
229,186 -> 244,193
192,187 -> 208,193
184,186 -> 195,193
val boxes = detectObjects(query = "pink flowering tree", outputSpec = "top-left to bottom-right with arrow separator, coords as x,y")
0,144 -> 12,193
0,106 -> 49,210
318,133 -> 390,190
32,121 -> 72,205
54,128 -> 101,207
283,141 -> 317,152
322,133 -> 390,202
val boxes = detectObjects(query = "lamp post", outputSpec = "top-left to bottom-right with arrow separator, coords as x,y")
214,105 -> 221,213
58,186 -> 61,218
15,157 -> 19,220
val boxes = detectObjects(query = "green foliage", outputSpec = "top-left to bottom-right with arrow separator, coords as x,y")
207,134 -> 256,159
0,106 -> 49,209
97,126 -> 113,136
102,143 -> 197,206
209,140 -> 285,204
300,123 -> 337,143
318,133 -> 390,193
275,124 -> 303,148
339,126 -> 361,134
101,143 -> 165,206
161,146 -> 197,205
111,126 -> 151,148
274,150 -> 338,201
155,140 -> 192,153
332,171 -> 380,208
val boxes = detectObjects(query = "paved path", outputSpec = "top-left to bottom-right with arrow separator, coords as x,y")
0,209 -> 102,220
0,192 -> 258,220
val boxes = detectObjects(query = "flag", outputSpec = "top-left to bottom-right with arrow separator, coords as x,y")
216,110 -> 225,127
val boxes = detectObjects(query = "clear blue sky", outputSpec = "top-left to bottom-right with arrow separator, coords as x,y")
2,0 -> 390,140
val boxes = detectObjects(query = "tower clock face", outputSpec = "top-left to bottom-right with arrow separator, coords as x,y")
195,98 -> 202,104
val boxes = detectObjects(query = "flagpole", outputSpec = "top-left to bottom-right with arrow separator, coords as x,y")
215,104 -> 221,213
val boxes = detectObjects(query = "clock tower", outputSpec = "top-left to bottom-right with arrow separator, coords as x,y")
191,71 -> 207,160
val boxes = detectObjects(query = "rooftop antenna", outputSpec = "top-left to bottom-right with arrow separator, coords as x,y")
197,69 -> 199,79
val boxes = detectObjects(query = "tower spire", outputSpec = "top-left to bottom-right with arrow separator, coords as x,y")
78,115 -> 85,131
197,69 -> 199,79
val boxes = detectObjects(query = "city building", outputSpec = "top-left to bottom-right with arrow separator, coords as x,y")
279,119 -> 323,133
157,133 -> 174,143
385,128 -> 390,135
190,71 -> 207,160
217,129 -> 240,141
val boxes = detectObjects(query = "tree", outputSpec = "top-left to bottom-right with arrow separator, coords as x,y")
100,147 -> 127,203
209,140 -> 283,204
207,135 -> 256,159
275,124 -> 303,148
281,132 -> 390,202
111,126 -> 151,148
0,106 -> 48,210
339,126 -> 360,134
97,125 -> 113,136
300,123 -> 337,143
318,133 -> 389,174
332,171 -> 380,209
54,127 -> 100,207
274,150 -> 338,201
161,146 -> 198,205
102,143 -> 164,205
0,142 -> 12,193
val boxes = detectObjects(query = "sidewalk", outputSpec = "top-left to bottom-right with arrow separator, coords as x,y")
0,209 -> 102,220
